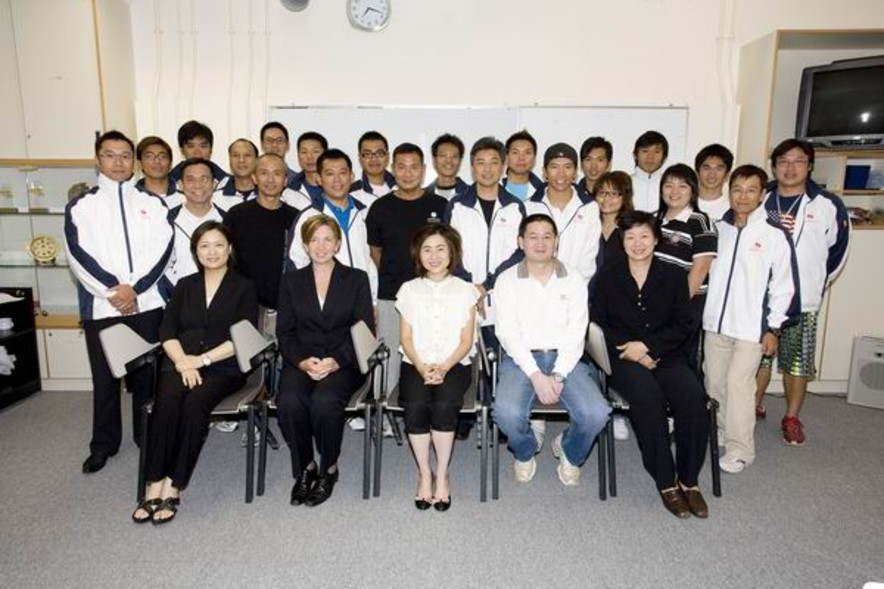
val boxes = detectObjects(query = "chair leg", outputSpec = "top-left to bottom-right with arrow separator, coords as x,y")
709,400 -> 722,498
479,407 -> 488,503
608,415 -> 618,498
390,413 -> 403,446
257,401 -> 269,497
245,405 -> 255,504
137,404 -> 149,502
491,421 -> 500,501
362,403 -> 371,500
372,405 -> 383,498
598,424 -> 607,501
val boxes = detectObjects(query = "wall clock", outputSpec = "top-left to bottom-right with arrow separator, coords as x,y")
347,0 -> 390,32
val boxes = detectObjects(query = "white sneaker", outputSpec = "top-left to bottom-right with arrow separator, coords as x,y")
612,416 -> 630,441
382,415 -> 394,438
513,457 -> 537,483
215,421 -> 238,433
348,417 -> 366,431
530,419 -> 546,453
240,426 -> 260,448
719,454 -> 748,474
551,433 -> 581,486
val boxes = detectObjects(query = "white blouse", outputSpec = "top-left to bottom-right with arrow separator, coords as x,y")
395,275 -> 479,366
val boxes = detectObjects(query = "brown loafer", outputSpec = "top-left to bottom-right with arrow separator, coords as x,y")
681,487 -> 709,518
659,488 -> 691,519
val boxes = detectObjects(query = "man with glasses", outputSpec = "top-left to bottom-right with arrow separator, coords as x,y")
65,130 -> 174,474
136,136 -> 178,207
352,131 -> 396,199
755,138 -> 850,446
427,134 -> 469,200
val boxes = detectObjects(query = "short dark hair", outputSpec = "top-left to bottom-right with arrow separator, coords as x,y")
95,130 -> 135,156
297,131 -> 329,151
136,136 -> 172,161
178,158 -> 214,181
580,136 -> 613,161
617,210 -> 662,242
260,121 -> 289,142
632,130 -> 669,160
518,213 -> 558,238
317,148 -> 353,174
410,223 -> 463,278
656,163 -> 700,218
729,164 -> 769,190
770,138 -> 815,168
358,130 -> 388,152
431,134 -> 465,158
506,130 -> 537,153
595,171 -> 634,216
393,142 -> 424,164
694,143 -> 734,173
470,136 -> 506,164
177,120 -> 214,148
228,138 -> 258,157
190,220 -> 234,271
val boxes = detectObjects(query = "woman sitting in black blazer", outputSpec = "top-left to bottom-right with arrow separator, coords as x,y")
132,220 -> 258,524
276,214 -> 373,507
591,211 -> 710,519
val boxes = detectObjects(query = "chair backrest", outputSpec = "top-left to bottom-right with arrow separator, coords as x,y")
230,320 -> 275,373
98,323 -> 160,379
586,321 -> 612,376
351,320 -> 381,375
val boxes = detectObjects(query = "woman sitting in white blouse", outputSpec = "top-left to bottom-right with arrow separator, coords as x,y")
396,224 -> 478,512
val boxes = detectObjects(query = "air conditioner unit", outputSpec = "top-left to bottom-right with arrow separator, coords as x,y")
847,335 -> 884,410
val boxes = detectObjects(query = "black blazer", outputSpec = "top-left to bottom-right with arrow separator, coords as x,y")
591,257 -> 694,364
159,269 -> 259,375
277,262 -> 373,370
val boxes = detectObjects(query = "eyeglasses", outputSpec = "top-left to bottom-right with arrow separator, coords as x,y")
596,190 -> 622,199
776,159 -> 809,168
361,150 -> 388,160
99,152 -> 133,163
264,137 -> 288,146
141,153 -> 170,163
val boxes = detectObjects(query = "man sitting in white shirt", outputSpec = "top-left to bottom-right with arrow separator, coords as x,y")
492,214 -> 610,486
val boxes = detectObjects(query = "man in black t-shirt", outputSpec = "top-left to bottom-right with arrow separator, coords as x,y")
224,153 -> 298,333
366,143 -> 447,393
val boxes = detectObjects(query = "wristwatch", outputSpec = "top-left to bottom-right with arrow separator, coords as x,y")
201,355 -> 212,367
766,327 -> 781,338
551,372 -> 565,384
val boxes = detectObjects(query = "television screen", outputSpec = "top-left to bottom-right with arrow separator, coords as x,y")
806,66 -> 884,138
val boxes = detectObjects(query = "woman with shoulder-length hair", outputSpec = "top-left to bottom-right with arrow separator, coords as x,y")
275,214 -> 373,508
132,220 -> 258,524
396,223 -> 478,512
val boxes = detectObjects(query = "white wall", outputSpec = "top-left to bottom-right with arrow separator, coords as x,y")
128,0 -> 884,168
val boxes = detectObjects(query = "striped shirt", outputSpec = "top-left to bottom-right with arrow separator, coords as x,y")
654,206 -> 717,294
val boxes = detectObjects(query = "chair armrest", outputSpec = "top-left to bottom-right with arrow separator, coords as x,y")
230,320 -> 277,373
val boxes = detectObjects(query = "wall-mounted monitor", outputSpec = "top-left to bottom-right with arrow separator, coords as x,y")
795,55 -> 884,148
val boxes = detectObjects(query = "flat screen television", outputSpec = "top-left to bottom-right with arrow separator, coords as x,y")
795,55 -> 884,148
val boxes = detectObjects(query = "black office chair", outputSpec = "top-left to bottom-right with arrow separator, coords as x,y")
585,321 -> 722,498
254,320 -> 387,500
481,331 -> 609,501
98,319 -> 275,504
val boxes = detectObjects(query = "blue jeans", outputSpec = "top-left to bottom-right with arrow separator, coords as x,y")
493,351 -> 610,464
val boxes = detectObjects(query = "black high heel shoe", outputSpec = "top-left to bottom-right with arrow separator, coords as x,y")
414,497 -> 433,510
433,495 -> 452,512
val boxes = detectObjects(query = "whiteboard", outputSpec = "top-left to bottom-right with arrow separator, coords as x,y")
268,105 -> 688,181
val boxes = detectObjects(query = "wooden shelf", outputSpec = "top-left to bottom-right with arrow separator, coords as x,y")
35,314 -> 81,329
843,190 -> 884,197
0,159 -> 95,168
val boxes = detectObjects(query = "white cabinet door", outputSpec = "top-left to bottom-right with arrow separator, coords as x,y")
44,328 -> 91,379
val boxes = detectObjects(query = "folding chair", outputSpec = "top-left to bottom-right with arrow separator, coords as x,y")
99,319 -> 275,504
372,351 -> 489,502
585,321 -> 722,498
255,320 -> 386,500
481,332 -> 608,501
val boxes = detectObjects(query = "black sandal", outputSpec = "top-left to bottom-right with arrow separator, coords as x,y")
131,498 -> 162,524
152,497 -> 179,525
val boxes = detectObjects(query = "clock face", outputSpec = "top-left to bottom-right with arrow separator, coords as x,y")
347,0 -> 390,32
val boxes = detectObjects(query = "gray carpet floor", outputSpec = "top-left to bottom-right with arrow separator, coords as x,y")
1,390 -> 882,589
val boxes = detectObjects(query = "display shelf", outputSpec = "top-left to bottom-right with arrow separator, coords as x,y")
0,287 -> 41,409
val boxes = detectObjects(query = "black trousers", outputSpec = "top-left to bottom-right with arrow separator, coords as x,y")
82,308 -> 163,455
610,358 -> 709,489
399,362 -> 470,434
144,369 -> 244,489
276,365 -> 364,476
